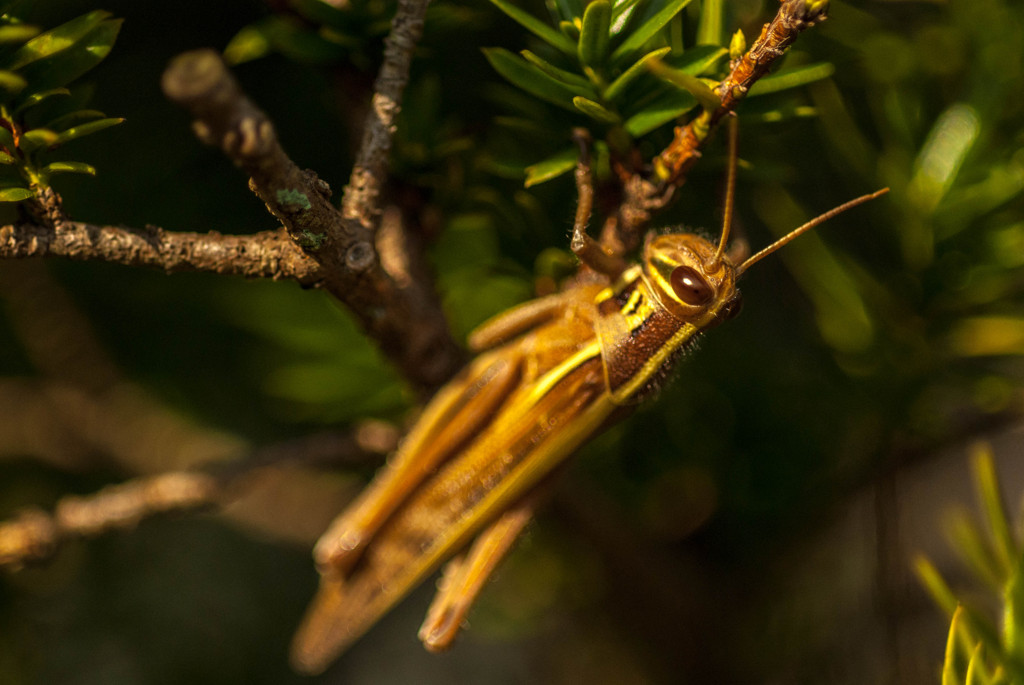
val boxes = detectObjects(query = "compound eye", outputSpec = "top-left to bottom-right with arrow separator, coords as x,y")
670,265 -> 713,306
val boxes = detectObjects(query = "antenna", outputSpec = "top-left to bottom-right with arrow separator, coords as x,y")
736,188 -> 890,275
711,115 -> 739,269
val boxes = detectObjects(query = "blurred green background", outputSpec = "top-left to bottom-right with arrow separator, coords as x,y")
2,0 -> 1023,683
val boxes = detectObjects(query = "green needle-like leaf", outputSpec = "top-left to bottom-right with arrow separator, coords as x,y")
610,0 -> 643,36
524,146 -> 577,187
942,606 -> 964,685
1008,559 -> 1024,670
484,48 -> 578,111
0,151 -> 17,164
521,50 -> 595,92
0,186 -> 32,201
578,0 -> 611,68
960,602 -> 1024,683
488,0 -> 576,56
623,89 -> 696,136
696,0 -> 724,46
648,59 -> 720,112
971,444 -> 1017,576
947,512 -> 1006,592
42,108 -> 105,132
250,17 -> 347,65
610,0 -> 694,65
603,46 -> 670,102
915,556 -> 958,615
20,127 -> 58,152
572,95 -> 620,123
53,116 -> 124,145
42,160 -> 96,175
223,25 -> 272,65
0,69 -> 26,100
962,644 -> 990,685
666,44 -> 728,76
17,18 -> 122,91
748,63 -> 836,96
911,103 -> 982,219
0,24 -> 39,44
14,87 -> 70,113
4,10 -> 111,71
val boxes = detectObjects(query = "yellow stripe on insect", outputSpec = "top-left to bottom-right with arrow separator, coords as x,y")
622,287 -> 644,318
647,268 -> 673,308
611,322 -> 697,403
525,340 -> 602,405
623,289 -> 659,333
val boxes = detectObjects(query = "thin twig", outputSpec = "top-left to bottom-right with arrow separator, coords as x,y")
654,0 -> 829,189
341,0 -> 432,229
337,0 -> 467,394
0,424 -> 398,570
0,220 -> 324,284
614,0 -> 829,246
0,472 -> 220,569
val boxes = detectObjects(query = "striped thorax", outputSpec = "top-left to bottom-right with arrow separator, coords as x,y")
595,232 -> 742,404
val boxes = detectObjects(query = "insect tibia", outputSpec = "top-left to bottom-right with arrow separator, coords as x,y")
572,228 -> 628,278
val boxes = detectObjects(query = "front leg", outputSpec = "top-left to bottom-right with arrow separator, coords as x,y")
570,128 -> 627,279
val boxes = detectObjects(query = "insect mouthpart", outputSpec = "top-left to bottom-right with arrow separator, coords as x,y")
718,292 -> 743,323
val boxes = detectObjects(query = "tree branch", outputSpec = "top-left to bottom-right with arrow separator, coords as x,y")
341,0 -> 430,229
161,50 -> 355,263
2,0 -> 457,394
0,221 -> 324,283
161,44 -> 463,395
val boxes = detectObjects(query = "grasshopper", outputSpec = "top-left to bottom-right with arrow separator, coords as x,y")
290,126 -> 887,674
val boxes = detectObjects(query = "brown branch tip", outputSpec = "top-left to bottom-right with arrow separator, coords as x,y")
654,0 -> 830,187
